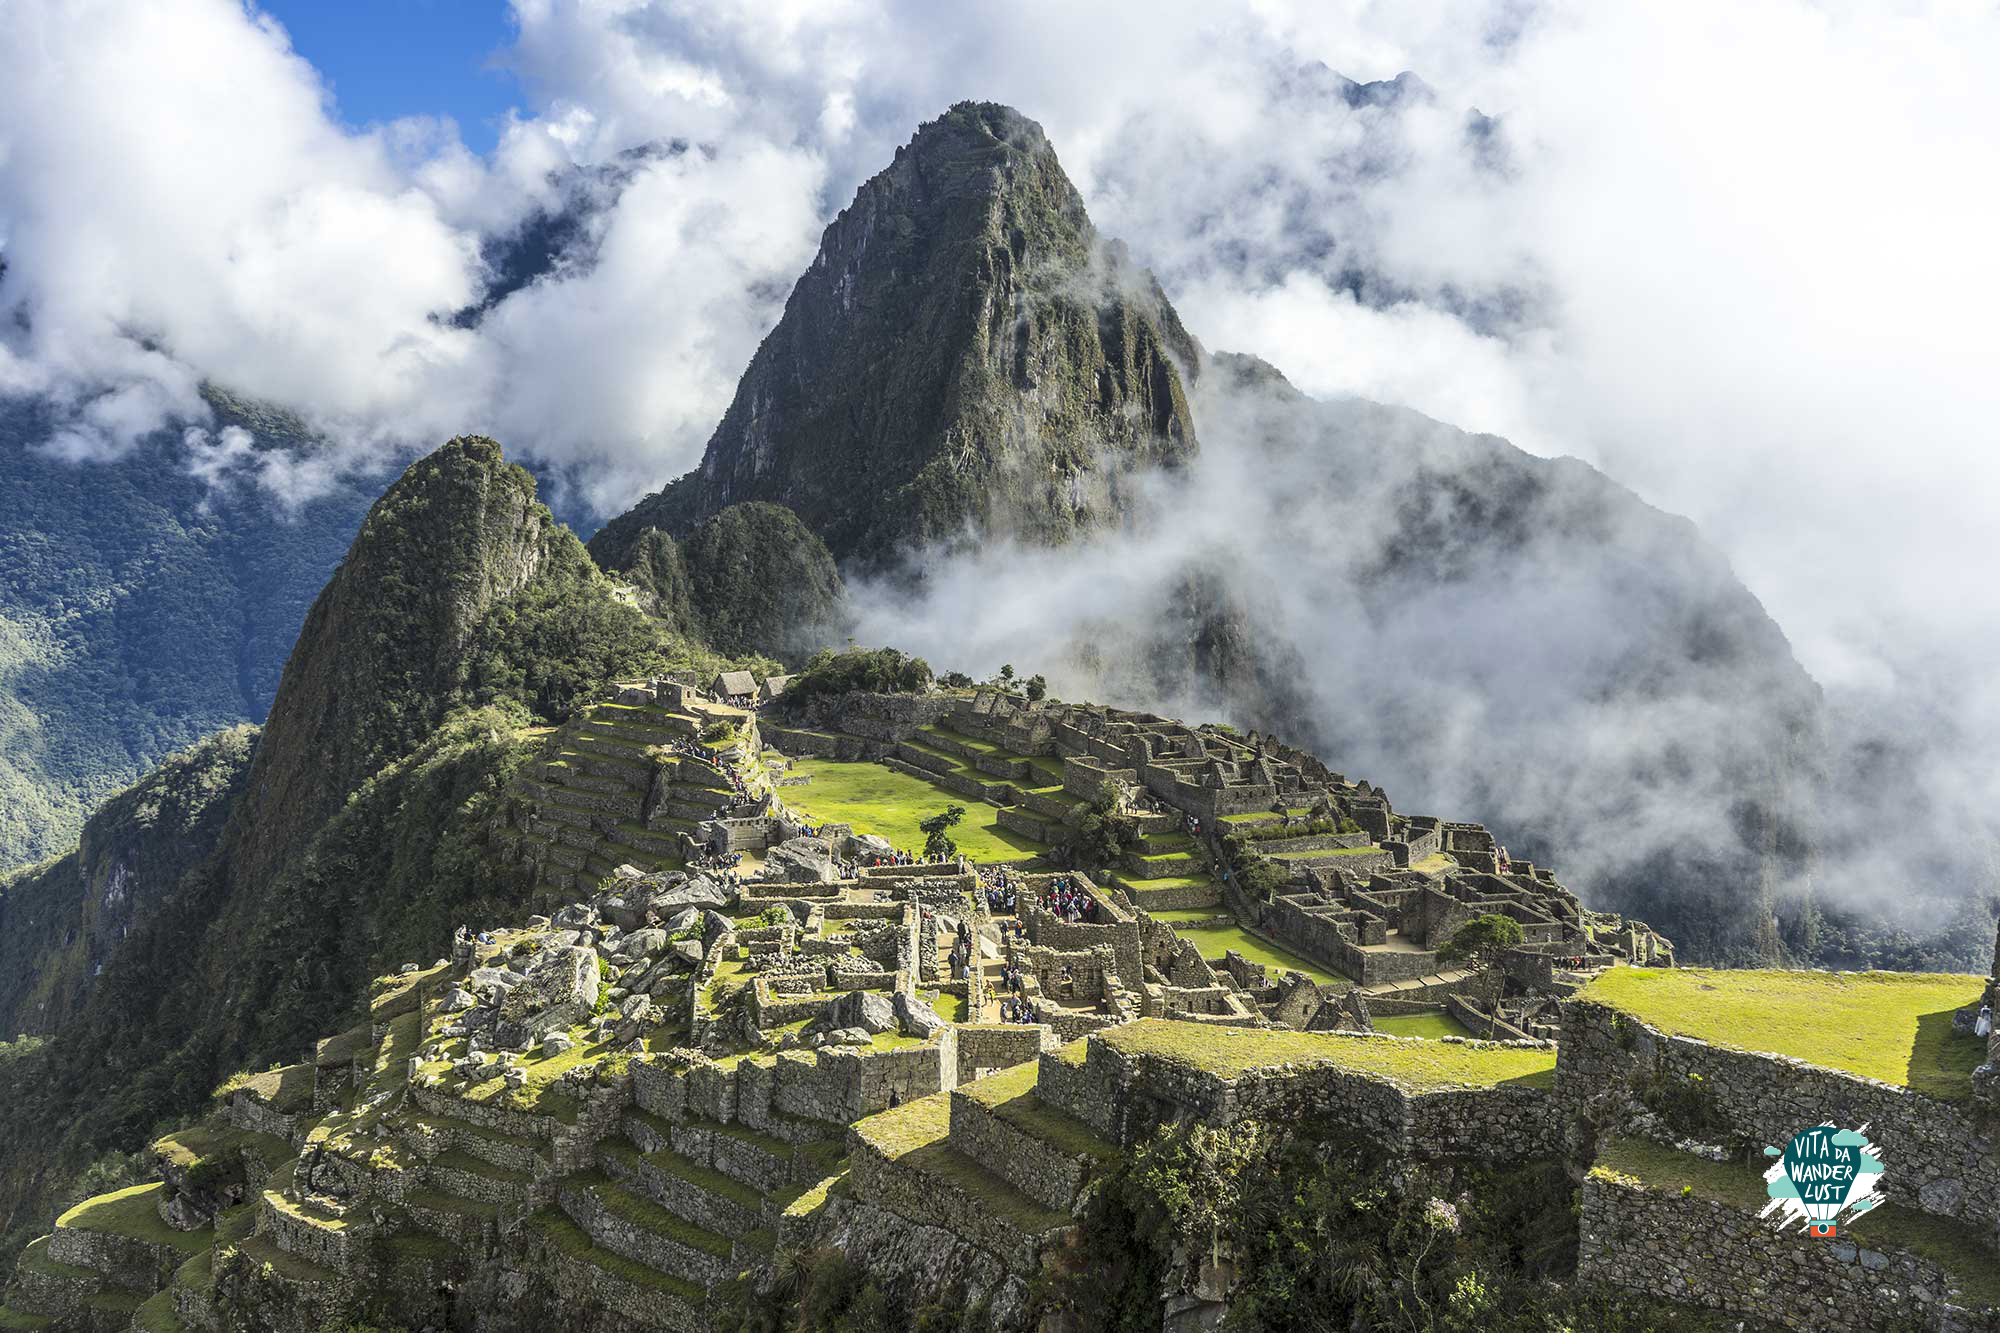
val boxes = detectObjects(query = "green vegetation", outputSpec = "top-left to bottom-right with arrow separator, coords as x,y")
1578,967 -> 1986,1099
57,1182 -> 210,1254
588,103 -> 1200,572
1372,1011 -> 1477,1040
0,391 -> 373,875
851,1090 -> 951,1160
781,759 -> 1045,862
918,804 -> 965,861
1042,1119 -> 1744,1333
0,726 -> 256,1039
1049,781 -> 1144,872
529,1209 -> 705,1303
1440,914 -> 1525,1037
678,503 -> 847,659
1165,919 -> 1339,986
574,1174 -> 733,1257
780,647 -> 933,708
1099,1019 -> 1556,1089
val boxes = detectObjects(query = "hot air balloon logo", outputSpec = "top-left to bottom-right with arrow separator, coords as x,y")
1760,1124 -> 1886,1237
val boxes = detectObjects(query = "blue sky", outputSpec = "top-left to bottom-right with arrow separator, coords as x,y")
258,0 -> 520,154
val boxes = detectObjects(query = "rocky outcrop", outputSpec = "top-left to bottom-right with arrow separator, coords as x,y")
590,102 -> 1201,572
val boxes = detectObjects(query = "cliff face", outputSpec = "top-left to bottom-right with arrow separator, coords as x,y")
0,726 -> 255,1039
590,102 -> 1201,572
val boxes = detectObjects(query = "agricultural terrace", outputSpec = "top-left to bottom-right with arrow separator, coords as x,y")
781,758 -> 1047,862
1098,1019 -> 1556,1089
1577,967 -> 1986,1100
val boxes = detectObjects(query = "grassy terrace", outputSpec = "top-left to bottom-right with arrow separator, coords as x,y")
1098,1019 -> 1556,1089
529,1210 -> 705,1304
1221,808 -> 1314,825
852,1088 -> 951,1158
1166,919 -> 1340,987
782,758 -> 1047,862
1577,967 -> 1986,1100
1591,1135 -> 2000,1305
1118,873 -> 1220,894
958,1061 -> 1116,1160
215,1062 -> 315,1114
57,1182 -> 211,1254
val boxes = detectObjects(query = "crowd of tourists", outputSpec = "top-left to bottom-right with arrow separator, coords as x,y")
1041,876 -> 1099,923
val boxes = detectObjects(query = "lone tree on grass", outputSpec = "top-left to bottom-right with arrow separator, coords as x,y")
920,805 -> 966,862
1437,913 -> 1525,1037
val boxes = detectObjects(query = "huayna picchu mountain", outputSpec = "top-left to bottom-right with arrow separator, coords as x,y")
589,102 -> 1201,573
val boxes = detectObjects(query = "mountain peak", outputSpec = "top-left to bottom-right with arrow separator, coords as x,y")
227,435 -> 564,883
590,103 -> 1200,573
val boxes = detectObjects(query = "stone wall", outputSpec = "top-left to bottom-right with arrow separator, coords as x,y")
948,1089 -> 1094,1214
1033,1033 -> 1562,1164
846,1136 -> 1047,1273
955,1025 -> 1059,1083
1579,1171 -> 2000,1332
1561,1000 -> 2000,1227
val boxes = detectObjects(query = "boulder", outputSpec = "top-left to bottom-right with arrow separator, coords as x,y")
553,903 -> 597,929
664,907 -> 701,934
654,878 -> 732,912
894,992 -> 947,1039
702,911 -> 736,950
616,928 -> 668,961
759,838 -> 835,885
612,864 -> 645,881
670,940 -> 705,969
830,1028 -> 872,1046
824,990 -> 896,1036
619,993 -> 653,1021
498,945 -> 599,1039
442,988 -> 477,1014
469,967 -> 521,992
851,833 -> 895,859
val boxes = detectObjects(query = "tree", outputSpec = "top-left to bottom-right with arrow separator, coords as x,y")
920,804 -> 966,862
1024,674 -> 1047,703
1437,913 -> 1525,1037
1055,781 -> 1141,870
997,664 -> 1016,686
